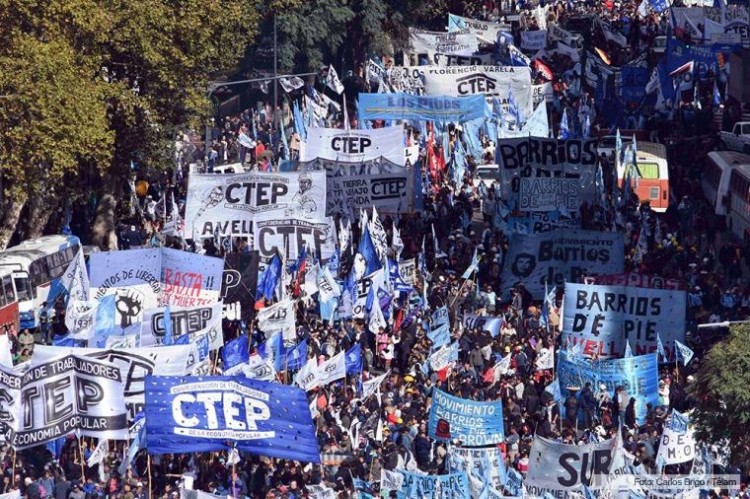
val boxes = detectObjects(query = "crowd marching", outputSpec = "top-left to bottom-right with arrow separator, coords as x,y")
1,0 -> 750,498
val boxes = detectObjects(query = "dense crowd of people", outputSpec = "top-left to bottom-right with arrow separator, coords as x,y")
4,0 -> 750,498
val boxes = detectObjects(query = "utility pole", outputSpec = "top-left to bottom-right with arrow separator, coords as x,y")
273,14 -> 279,134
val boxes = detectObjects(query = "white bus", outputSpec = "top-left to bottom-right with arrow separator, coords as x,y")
703,151 -> 750,217
0,235 -> 81,330
727,163 -> 750,242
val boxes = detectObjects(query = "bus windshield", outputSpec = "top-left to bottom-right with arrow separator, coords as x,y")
637,162 -> 660,179
13,276 -> 33,302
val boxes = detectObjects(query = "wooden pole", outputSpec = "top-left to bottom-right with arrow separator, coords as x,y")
11,449 -> 16,486
77,436 -> 85,481
147,455 -> 153,498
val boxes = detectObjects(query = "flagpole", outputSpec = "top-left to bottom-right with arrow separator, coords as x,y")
77,435 -> 85,480
147,454 -> 153,498
10,449 -> 16,485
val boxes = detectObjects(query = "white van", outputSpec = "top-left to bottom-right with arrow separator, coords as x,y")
212,163 -> 246,174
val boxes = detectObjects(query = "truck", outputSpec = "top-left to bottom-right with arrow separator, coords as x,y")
719,122 -> 750,153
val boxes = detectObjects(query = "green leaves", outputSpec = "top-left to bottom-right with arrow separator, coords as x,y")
688,324 -> 750,465
0,33 -> 113,192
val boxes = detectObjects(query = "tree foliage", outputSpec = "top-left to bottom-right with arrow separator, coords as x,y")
0,0 -> 284,247
277,0 -> 355,73
688,324 -> 750,465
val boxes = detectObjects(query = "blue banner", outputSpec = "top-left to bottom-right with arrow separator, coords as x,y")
397,471 -> 470,499
428,323 -> 450,349
346,344 -> 363,374
286,340 -> 308,371
557,353 -> 659,424
620,66 -> 649,103
428,388 -> 505,445
358,93 -> 487,122
665,38 -> 740,80
222,335 -> 249,370
145,376 -> 320,462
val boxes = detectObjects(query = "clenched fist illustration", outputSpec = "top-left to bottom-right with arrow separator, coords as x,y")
115,289 -> 144,328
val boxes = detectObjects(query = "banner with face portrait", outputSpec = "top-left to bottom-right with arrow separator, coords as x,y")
184,171 -> 327,239
501,230 -> 624,299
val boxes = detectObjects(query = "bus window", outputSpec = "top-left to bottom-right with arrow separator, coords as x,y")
638,162 -> 659,179
14,275 -> 33,301
3,276 -> 15,303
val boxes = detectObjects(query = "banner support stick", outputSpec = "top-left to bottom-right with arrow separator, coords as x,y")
77,436 -> 85,480
147,454 -> 153,498
10,449 -> 16,486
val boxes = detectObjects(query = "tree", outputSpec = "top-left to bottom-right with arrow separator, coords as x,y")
0,33 -> 113,248
688,323 -> 750,466
276,0 -> 354,73
0,0 -> 286,248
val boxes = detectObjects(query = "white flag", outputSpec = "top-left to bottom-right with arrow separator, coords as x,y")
226,447 -> 241,465
380,469 -> 404,493
327,64 -> 344,94
317,265 -> 341,302
317,351 -> 346,386
65,299 -> 99,337
492,354 -> 513,383
0,336 -> 11,368
294,357 -> 319,391
61,249 -> 90,302
86,439 -> 108,467
362,370 -> 390,401
369,207 -> 389,260
392,226 -> 404,261
279,76 -> 305,93
339,219 -> 351,254
369,302 -> 387,332
238,131 -> 256,149
257,299 -> 295,333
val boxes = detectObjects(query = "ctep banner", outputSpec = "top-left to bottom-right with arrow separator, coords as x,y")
500,229 -> 624,299
144,376 -> 320,463
302,126 -> 405,165
184,171 -> 327,239
31,345 -> 194,420
301,157 -> 415,216
140,302 -> 224,351
562,282 -> 687,360
0,355 -> 128,449
428,388 -> 505,446
253,217 -> 336,264
421,65 -> 532,117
